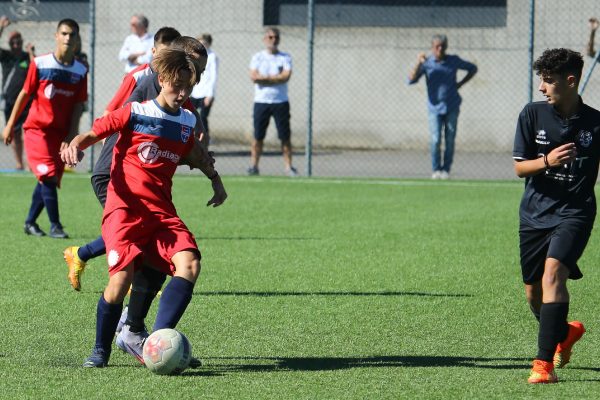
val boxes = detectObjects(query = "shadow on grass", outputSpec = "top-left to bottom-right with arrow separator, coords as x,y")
183,355 -> 531,376
196,291 -> 472,298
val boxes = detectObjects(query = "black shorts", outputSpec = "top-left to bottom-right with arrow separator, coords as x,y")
253,101 -> 291,141
519,221 -> 593,284
91,174 -> 110,208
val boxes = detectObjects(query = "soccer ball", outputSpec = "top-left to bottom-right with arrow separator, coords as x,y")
142,328 -> 192,375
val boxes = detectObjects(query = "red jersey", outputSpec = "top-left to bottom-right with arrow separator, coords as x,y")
92,100 -> 196,217
105,63 -> 152,112
23,53 -> 87,134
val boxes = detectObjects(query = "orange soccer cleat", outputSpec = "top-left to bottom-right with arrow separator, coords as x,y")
554,321 -> 586,368
528,359 -> 558,384
64,246 -> 86,291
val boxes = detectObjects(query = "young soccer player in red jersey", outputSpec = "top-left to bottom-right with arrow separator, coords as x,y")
2,19 -> 87,239
63,26 -> 182,291
62,47 -> 224,367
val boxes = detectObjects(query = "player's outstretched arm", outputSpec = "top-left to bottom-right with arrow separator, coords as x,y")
2,89 -> 31,145
62,102 -> 85,151
60,130 -> 100,167
206,173 -> 227,208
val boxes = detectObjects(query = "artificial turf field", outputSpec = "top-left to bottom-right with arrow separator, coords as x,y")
2,173 -> 600,399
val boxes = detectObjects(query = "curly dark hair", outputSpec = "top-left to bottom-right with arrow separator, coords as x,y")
533,48 -> 584,82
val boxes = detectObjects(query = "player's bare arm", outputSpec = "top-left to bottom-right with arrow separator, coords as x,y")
62,102 -> 85,151
514,143 -> 577,178
2,89 -> 31,145
61,130 -> 100,167
587,18 -> 599,58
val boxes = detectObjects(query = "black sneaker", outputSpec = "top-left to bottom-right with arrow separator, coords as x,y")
83,347 -> 110,368
247,166 -> 259,176
24,222 -> 46,237
49,225 -> 69,239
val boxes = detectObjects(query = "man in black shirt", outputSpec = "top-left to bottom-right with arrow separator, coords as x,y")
0,16 -> 34,170
513,48 -> 600,384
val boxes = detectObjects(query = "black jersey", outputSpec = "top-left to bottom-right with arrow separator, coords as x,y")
513,99 -> 600,228
91,73 -> 159,178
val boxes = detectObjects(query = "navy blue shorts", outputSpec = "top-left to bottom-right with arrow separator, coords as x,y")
253,101 -> 291,141
91,174 -> 110,208
519,221 -> 593,284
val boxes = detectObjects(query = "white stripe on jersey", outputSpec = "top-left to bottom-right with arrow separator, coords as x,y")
130,100 -> 196,129
132,65 -> 153,83
34,53 -> 87,75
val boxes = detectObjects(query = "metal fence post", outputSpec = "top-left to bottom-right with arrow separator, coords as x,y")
306,0 -> 315,177
88,0 -> 96,171
528,0 -> 535,103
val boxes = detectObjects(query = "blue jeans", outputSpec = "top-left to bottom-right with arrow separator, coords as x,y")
427,109 -> 459,172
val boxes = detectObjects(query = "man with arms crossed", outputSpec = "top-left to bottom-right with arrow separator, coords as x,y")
513,48 -> 600,384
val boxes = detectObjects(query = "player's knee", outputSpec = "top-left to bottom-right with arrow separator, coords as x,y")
105,269 -> 133,303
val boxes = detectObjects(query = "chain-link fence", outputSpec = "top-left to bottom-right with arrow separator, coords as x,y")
0,0 -> 599,179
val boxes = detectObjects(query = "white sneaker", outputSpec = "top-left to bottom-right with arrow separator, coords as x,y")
286,167 -> 299,177
431,171 -> 441,179
439,171 -> 450,180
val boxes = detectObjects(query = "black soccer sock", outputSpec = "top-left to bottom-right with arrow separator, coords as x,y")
25,182 -> 44,224
153,276 -> 194,331
78,235 -> 106,262
536,302 -> 569,362
95,294 -> 123,353
40,180 -> 60,226
530,304 -> 541,322
126,268 -> 167,333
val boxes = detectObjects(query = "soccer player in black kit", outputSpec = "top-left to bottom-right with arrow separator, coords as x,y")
513,48 -> 600,384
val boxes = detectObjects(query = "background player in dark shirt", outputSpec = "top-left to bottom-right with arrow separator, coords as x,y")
0,16 -> 35,170
513,48 -> 600,384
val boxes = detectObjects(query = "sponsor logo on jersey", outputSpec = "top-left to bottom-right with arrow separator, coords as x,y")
535,129 -> 549,145
137,141 -> 180,164
108,250 -> 119,267
181,125 -> 191,142
43,83 -> 74,99
578,130 -> 592,148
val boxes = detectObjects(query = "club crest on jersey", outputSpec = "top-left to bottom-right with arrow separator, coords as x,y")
578,130 -> 592,148
181,125 -> 191,142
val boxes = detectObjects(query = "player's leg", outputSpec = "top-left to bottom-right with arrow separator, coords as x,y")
524,281 -> 542,321
273,102 -> 296,176
11,127 -> 24,170
441,108 -> 459,178
249,102 -> 270,174
83,264 -> 134,367
547,223 -> 590,368
199,97 -> 211,138
24,181 -> 46,236
38,176 -> 68,238
427,111 -> 443,178
123,266 -> 166,333
153,250 -> 201,331
64,175 -> 110,290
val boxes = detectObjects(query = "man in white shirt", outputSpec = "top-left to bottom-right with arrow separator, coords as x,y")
190,33 -> 218,143
118,14 -> 153,73
248,27 -> 297,177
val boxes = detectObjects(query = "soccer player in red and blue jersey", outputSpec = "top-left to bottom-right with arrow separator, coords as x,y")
63,26 -> 182,291
2,19 -> 87,239
62,47 -> 224,367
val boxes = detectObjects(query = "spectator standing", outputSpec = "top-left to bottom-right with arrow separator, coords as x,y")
118,14 -> 152,73
408,34 -> 477,180
190,33 -> 218,142
0,15 -> 35,170
248,27 -> 297,177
